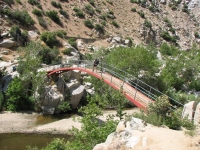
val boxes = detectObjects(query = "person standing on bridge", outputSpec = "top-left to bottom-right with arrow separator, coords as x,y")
92,58 -> 99,72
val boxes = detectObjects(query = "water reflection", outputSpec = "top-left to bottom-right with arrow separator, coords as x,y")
0,133 -> 70,150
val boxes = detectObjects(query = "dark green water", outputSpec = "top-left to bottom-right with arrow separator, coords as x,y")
0,133 -> 70,150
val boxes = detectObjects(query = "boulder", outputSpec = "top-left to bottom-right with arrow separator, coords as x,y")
194,102 -> 200,125
0,49 -> 9,55
1,74 -> 12,92
182,101 -> 195,121
70,85 -> 84,108
56,78 -> 67,95
113,36 -> 121,43
28,31 -> 38,39
66,79 -> 80,90
0,39 -> 17,48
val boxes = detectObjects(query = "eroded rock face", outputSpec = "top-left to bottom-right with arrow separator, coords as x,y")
194,102 -> 200,125
93,118 -> 148,150
0,39 -> 17,48
182,101 -> 196,121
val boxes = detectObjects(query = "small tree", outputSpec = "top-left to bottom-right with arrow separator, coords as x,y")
40,31 -> 58,48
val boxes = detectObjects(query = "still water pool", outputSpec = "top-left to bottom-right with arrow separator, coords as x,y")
0,133 -> 70,150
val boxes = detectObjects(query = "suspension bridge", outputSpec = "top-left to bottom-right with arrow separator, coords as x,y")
46,59 -> 185,111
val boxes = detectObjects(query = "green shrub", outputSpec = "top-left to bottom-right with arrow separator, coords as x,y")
171,5 -> 177,10
9,25 -> 21,40
55,30 -> 67,38
182,4 -> 189,14
84,19 -> 94,29
137,11 -> 145,18
32,8 -> 43,17
4,0 -> 14,6
101,21 -> 106,26
144,19 -> 152,28
16,0 -> 22,4
94,24 -> 104,34
38,17 -> 47,28
89,0 -> 95,6
164,112 -> 182,130
68,38 -> 77,49
51,1 -> 62,8
194,32 -> 199,38
12,10 -> 35,26
95,8 -> 101,13
40,31 -> 58,48
57,101 -> 71,112
73,7 -> 85,18
148,6 -> 155,12
111,21 -> 120,28
161,31 -> 177,43
106,14 -> 115,19
28,0 -> 39,5
84,4 -> 95,16
46,10 -> 61,24
62,48 -> 72,55
131,8 -> 136,12
163,17 -> 172,27
182,117 -> 195,130
106,0 -> 113,5
59,9 -> 69,19
100,14 -> 107,20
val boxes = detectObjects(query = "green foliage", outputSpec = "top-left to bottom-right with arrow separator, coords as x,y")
111,21 -> 120,28
132,111 -> 163,126
68,38 -> 77,49
57,101 -> 71,112
3,0 -> 14,6
148,5 -> 155,12
131,8 -> 136,12
59,9 -> 69,19
84,4 -> 95,16
16,0 -> 22,4
95,8 -> 101,13
55,30 -> 67,38
11,10 -> 35,26
164,111 -> 182,130
38,17 -> 48,28
84,19 -> 94,29
73,7 -> 85,18
62,48 -> 72,55
148,95 -> 172,117
51,1 -> 62,8
89,0 -> 95,6
181,117 -> 195,130
66,95 -> 118,149
41,138 -> 67,150
144,19 -> 152,28
28,0 -> 39,5
32,9 -> 43,17
182,4 -> 189,14
137,11 -> 145,18
184,130 -> 196,136
100,14 -> 107,20
46,10 -> 61,24
194,31 -> 200,38
160,42 -> 178,56
105,46 -> 160,85
6,77 -> 33,111
163,17 -> 172,27
160,31 -> 177,43
106,0 -> 113,5
9,25 -> 21,40
40,31 -> 58,48
94,24 -> 104,34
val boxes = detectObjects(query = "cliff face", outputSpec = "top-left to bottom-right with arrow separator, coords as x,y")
0,0 -> 200,51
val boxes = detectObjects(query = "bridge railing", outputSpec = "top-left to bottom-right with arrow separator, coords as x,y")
46,59 -> 199,116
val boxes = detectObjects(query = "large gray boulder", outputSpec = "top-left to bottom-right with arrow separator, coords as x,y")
70,85 -> 84,109
194,102 -> 200,125
0,39 -> 17,48
182,101 -> 196,121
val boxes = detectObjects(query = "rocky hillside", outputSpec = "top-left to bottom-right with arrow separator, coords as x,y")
0,0 -> 200,54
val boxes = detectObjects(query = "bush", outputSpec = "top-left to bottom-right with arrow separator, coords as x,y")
12,10 -> 35,26
55,30 -> 67,38
84,19 -> 94,29
51,1 -> 62,8
3,0 -> 14,6
46,10 -> 61,24
84,4 -> 95,16
161,31 -> 177,43
9,25 -> 21,40
137,11 -> 145,18
100,14 -> 106,20
194,32 -> 200,38
62,48 -> 72,55
144,19 -> 152,28
73,7 -> 85,18
59,9 -> 69,19
148,6 -> 155,12
38,17 -> 47,28
111,21 -> 120,28
131,8 -> 136,12
28,0 -> 39,5
16,0 -> 22,4
40,31 -> 58,48
89,0 -> 95,6
94,24 -> 104,34
164,112 -> 182,130
32,8 -> 42,17
68,38 -> 77,49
